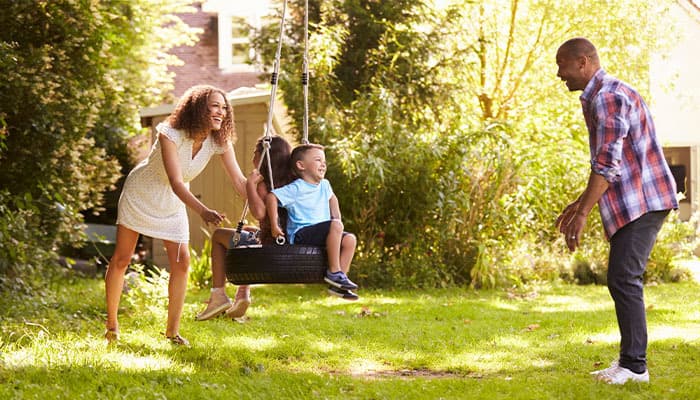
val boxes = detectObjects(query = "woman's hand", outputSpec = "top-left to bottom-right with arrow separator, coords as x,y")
200,208 -> 225,226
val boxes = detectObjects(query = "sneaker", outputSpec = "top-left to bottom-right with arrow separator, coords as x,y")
195,294 -> 232,321
590,360 -> 618,375
324,270 -> 358,291
327,286 -> 359,301
592,362 -> 649,384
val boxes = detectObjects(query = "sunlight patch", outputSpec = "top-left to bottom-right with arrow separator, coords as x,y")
534,295 -> 610,313
103,353 -> 180,372
308,339 -> 338,353
651,324 -> 700,341
3,349 -> 35,369
443,349 -> 516,373
349,358 -> 385,375
235,336 -> 278,351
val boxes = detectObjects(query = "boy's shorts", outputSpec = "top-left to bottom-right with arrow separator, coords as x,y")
293,220 -> 350,246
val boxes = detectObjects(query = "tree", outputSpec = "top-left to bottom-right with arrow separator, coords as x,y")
256,0 -> 677,288
0,0 -> 198,289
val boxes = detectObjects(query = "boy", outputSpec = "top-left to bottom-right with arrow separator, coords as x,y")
266,143 -> 359,300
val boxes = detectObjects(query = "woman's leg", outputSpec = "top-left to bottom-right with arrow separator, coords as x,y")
196,228 -> 234,321
211,228 -> 232,288
163,240 -> 190,338
105,225 -> 140,335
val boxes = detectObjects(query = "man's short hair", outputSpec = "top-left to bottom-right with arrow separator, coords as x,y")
559,37 -> 599,63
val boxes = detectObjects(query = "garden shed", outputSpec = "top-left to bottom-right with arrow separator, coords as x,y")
138,86 -> 290,268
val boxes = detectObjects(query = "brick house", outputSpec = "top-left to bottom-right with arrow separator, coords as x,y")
168,1 -> 272,97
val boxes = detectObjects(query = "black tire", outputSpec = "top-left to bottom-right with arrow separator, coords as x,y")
225,244 -> 327,284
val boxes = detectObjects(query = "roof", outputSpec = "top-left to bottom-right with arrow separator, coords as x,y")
139,86 -> 272,118
139,86 -> 289,136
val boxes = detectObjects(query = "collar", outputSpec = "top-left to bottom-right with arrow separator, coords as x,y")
580,68 -> 606,103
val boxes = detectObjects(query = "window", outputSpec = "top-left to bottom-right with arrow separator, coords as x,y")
202,0 -> 272,71
230,16 -> 252,65
665,146 -> 692,203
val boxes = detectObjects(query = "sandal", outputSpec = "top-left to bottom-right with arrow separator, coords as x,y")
225,297 -> 251,319
164,333 -> 190,347
105,328 -> 119,344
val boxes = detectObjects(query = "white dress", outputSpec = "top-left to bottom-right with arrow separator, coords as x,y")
117,122 -> 229,243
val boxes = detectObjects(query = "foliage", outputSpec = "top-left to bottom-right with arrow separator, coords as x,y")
255,0 -> 683,288
560,210 -> 700,285
0,190 -> 53,291
189,234 -> 213,290
3,276 -> 700,398
647,211 -> 699,283
121,263 -> 171,316
0,0 -> 198,290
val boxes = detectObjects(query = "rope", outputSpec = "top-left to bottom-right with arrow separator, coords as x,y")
301,0 -> 310,145
234,0 -> 289,245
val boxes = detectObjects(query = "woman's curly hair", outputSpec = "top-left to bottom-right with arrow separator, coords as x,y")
167,85 -> 234,146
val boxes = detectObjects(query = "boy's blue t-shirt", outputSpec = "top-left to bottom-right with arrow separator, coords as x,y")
271,178 -> 333,243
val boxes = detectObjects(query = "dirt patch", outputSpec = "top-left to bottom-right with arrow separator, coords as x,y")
336,368 -> 481,380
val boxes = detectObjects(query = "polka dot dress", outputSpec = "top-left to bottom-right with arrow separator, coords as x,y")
116,122 -> 229,243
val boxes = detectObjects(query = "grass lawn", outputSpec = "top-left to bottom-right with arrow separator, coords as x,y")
1,273 -> 699,399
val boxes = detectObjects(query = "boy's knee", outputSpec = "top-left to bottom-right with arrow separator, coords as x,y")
330,219 -> 344,232
343,233 -> 357,248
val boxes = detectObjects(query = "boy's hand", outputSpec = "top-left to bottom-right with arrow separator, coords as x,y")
271,224 -> 284,239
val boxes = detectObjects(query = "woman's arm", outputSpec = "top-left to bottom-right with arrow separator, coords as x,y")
160,133 -> 223,225
220,146 -> 247,198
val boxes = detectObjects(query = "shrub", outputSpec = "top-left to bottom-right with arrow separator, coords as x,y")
189,234 -> 213,290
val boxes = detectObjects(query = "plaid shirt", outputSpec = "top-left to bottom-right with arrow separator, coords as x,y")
580,69 -> 678,239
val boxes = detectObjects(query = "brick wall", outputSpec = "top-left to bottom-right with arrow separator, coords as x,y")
170,3 -> 262,97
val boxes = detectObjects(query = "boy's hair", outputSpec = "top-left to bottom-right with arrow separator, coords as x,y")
168,84 -> 234,146
290,143 -> 324,176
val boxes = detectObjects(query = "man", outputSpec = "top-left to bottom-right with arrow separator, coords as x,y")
554,38 -> 678,384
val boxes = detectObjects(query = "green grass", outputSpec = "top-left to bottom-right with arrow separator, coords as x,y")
1,274 -> 699,399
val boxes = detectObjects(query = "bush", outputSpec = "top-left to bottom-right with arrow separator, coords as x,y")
0,1 -> 197,291
646,211 -> 699,283
189,235 -> 213,290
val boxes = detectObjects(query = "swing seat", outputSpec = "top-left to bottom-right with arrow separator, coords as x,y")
225,244 -> 328,284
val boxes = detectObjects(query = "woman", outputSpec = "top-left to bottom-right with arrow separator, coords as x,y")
195,135 -> 293,321
104,85 -> 247,345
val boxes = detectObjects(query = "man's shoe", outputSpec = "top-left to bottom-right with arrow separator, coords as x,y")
592,363 -> 649,384
324,270 -> 358,291
195,295 -> 232,321
327,286 -> 359,301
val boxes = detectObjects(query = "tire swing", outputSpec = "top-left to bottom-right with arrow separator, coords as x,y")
225,0 -> 327,285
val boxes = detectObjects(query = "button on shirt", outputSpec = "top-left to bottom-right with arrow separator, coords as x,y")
580,69 -> 678,239
271,178 -> 333,244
